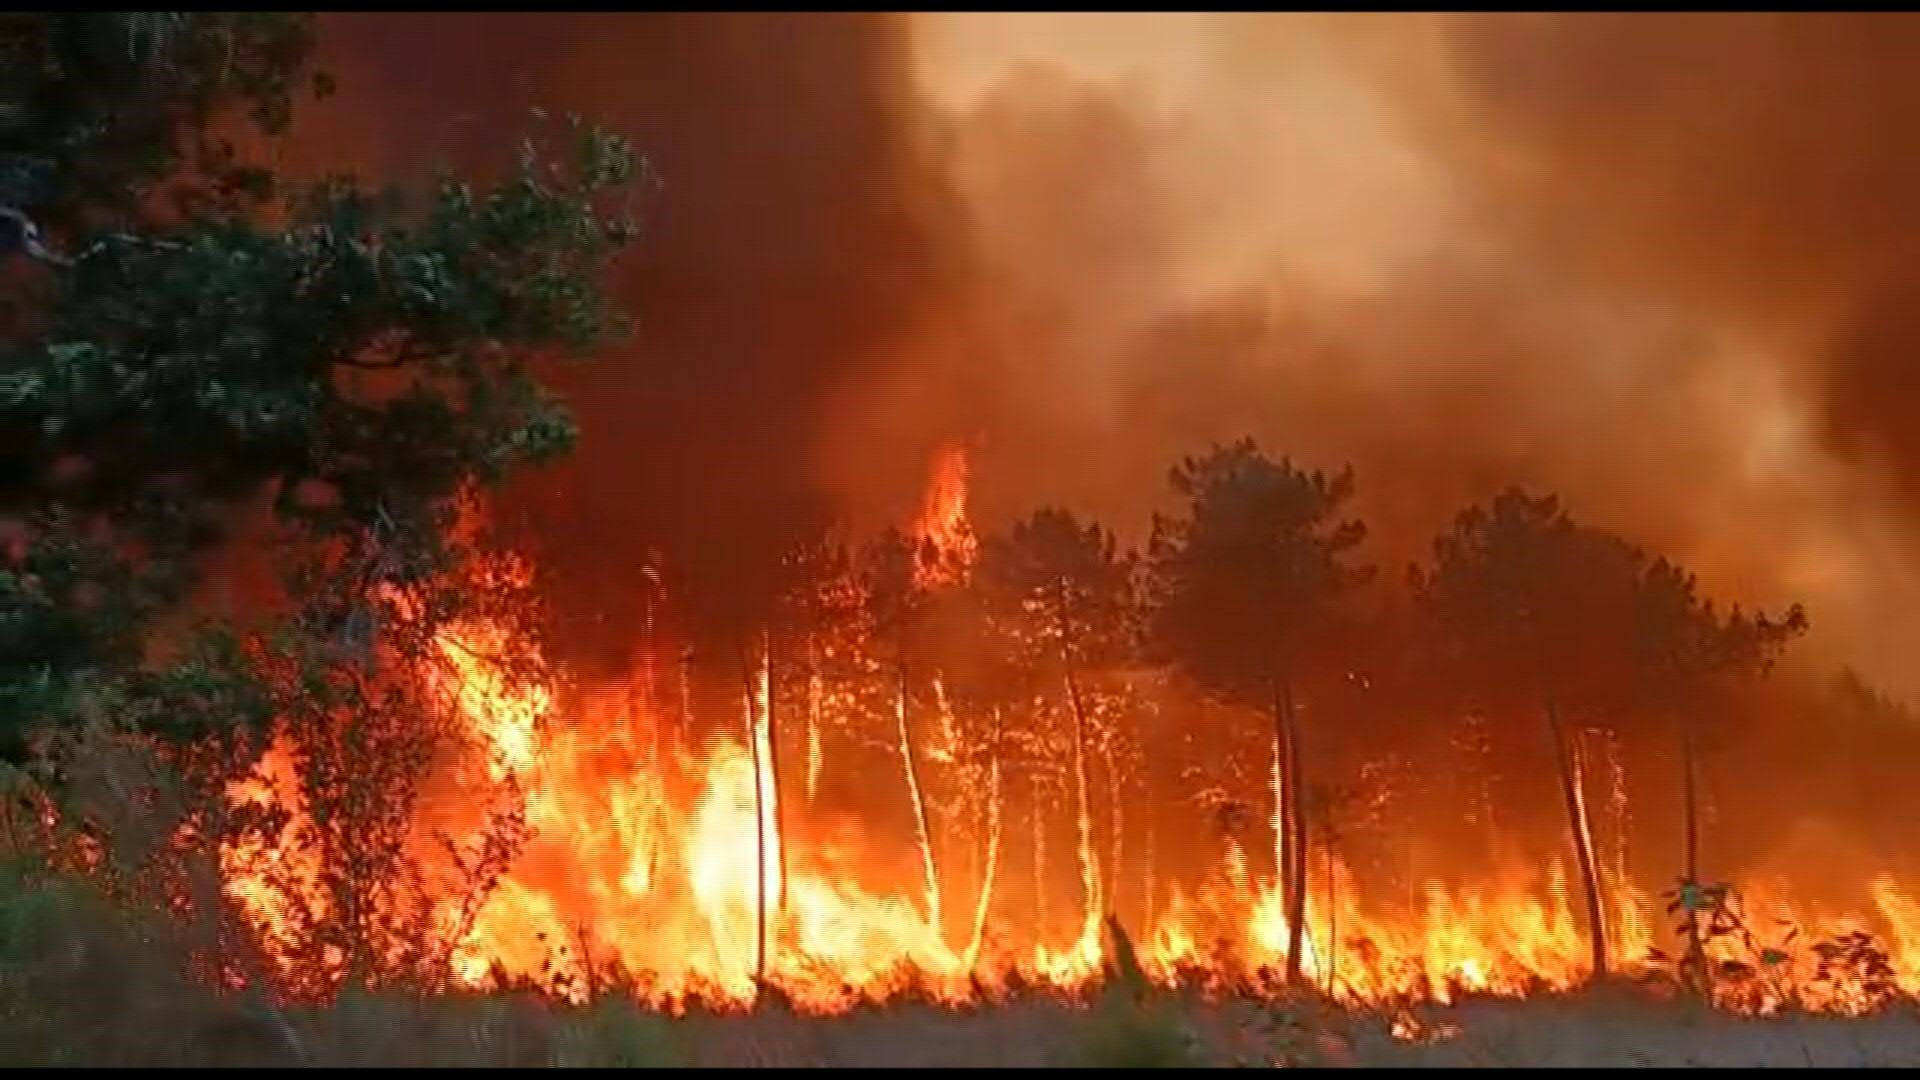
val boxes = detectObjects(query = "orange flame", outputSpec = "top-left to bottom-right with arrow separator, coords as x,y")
211,486 -> 1920,1019
217,607 -> 1920,1017
911,440 -> 978,589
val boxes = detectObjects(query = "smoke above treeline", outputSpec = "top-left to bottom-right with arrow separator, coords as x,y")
289,13 -> 1920,701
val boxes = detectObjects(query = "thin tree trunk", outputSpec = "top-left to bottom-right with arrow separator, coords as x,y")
1144,815 -> 1157,935
1063,665 -> 1102,936
1679,710 -> 1707,995
1053,580 -> 1103,944
1104,736 -> 1124,928
1545,698 -> 1609,981
964,708 -> 1005,971
743,672 -> 769,985
762,629 -> 787,914
806,635 -> 824,805
1323,837 -> 1339,995
1033,772 -> 1048,934
896,660 -> 943,937
1280,678 -> 1309,988
1270,712 -> 1288,911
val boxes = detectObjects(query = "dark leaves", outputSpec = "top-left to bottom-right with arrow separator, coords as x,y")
1145,438 -> 1371,705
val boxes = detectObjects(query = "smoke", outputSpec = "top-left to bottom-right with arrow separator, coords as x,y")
884,12 -> 1920,699
293,13 -> 1920,699
294,14 -> 973,672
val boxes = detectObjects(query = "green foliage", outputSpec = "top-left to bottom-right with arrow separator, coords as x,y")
0,12 -> 315,222
0,12 -> 639,762
0,853 -> 260,1068
0,860 -> 113,1065
1145,438 -> 1370,704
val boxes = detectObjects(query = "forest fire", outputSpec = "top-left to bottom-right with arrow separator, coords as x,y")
21,14 -> 1920,1068
911,440 -> 979,589
207,448 -> 1920,1022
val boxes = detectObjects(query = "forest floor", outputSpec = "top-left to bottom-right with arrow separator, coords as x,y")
673,993 -> 1920,1068
6,874 -> 1914,1069
14,975 -> 1920,1067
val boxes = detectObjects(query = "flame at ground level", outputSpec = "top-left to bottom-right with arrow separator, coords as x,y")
212,616 -> 1920,1019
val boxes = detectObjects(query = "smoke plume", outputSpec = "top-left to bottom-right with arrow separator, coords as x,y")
295,13 -> 1920,699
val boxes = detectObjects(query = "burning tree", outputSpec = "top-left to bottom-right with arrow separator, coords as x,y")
665,504 -> 854,982
0,11 -> 639,996
856,527 -> 949,939
977,507 -> 1140,957
1626,556 -> 1805,991
1413,489 -> 1654,983
1414,491 -> 1809,989
1145,439 -> 1371,987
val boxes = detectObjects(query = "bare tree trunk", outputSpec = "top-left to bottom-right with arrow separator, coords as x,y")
1104,736 -> 1124,928
896,660 -> 943,937
1679,710 -> 1708,995
1545,699 -> 1609,981
806,635 -> 824,805
1032,772 -> 1048,933
1602,730 -> 1631,897
964,708 -> 1004,971
762,629 -> 787,914
1063,665 -> 1102,936
1270,714 -> 1287,912
1144,815 -> 1157,935
1323,837 -> 1339,995
743,674 -> 769,985
1280,678 -> 1309,988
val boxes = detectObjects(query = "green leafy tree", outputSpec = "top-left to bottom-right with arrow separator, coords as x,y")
0,11 -> 638,993
0,11 -> 635,751
1145,439 -> 1371,987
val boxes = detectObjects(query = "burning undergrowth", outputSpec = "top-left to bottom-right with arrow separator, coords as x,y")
11,440 -> 1911,1029
11,13 -> 1920,1069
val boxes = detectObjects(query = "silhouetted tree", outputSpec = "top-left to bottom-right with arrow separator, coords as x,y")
978,507 -> 1138,945
1145,439 -> 1370,986
856,526 -> 946,935
1628,555 -> 1805,989
1414,488 -> 1649,982
0,12 -> 638,761
671,504 -> 846,982
0,12 -> 638,995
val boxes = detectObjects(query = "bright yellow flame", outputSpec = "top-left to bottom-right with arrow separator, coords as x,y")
212,498 -> 1920,1019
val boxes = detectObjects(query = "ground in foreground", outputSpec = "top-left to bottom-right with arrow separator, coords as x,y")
11,976 -> 1920,1067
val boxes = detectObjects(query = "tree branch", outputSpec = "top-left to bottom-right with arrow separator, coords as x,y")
0,206 -> 73,268
1,206 -> 189,267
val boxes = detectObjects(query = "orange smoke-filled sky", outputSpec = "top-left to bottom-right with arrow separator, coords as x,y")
884,12 -> 1920,701
295,13 -> 1920,700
